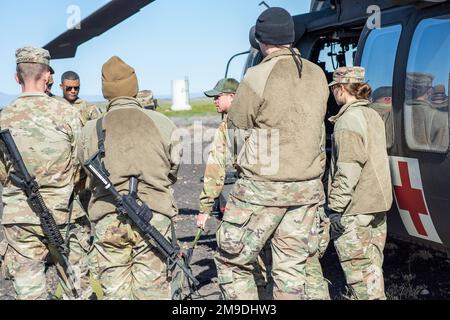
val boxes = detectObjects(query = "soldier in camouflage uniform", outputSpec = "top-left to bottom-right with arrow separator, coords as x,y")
214,8 -> 330,300
136,90 -> 159,110
78,56 -> 181,300
55,71 -> 101,126
405,72 -> 448,151
0,47 -> 92,300
327,67 -> 393,300
196,78 -> 274,299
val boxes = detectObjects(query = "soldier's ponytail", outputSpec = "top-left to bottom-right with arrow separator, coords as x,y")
344,83 -> 372,100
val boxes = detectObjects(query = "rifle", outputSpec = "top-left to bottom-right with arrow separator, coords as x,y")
0,129 -> 80,298
83,151 -> 200,291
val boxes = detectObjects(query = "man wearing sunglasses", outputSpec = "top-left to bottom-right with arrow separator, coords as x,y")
55,71 -> 101,126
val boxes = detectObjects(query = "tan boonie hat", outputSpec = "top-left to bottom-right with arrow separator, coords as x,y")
329,66 -> 365,87
16,46 -> 54,73
136,90 -> 156,109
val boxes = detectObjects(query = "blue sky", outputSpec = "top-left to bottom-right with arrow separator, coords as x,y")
0,0 -> 310,99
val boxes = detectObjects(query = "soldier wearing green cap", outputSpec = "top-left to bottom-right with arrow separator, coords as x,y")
0,47 -> 92,299
197,78 -> 272,299
327,66 -> 392,300
197,78 -> 240,222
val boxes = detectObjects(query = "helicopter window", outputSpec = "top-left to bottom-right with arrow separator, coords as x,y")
361,24 -> 402,149
404,15 -> 450,153
317,42 -> 357,73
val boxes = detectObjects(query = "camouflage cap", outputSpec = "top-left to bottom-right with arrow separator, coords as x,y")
15,46 -> 54,73
405,72 -> 434,91
328,67 -> 365,87
204,78 -> 239,97
136,90 -> 156,108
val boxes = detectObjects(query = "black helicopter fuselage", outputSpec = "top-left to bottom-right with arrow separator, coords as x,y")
241,0 -> 450,255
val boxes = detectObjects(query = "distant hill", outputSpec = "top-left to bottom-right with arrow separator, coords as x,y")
0,92 -> 208,109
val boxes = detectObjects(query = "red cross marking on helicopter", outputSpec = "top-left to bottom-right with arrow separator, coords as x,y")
393,161 -> 428,236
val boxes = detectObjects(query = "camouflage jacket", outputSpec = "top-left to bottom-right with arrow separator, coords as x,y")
199,116 -> 234,215
328,99 -> 393,215
54,96 -> 101,126
0,92 -> 85,225
78,97 -> 181,222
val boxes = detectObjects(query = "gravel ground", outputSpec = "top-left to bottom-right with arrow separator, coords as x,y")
1,115 -> 450,300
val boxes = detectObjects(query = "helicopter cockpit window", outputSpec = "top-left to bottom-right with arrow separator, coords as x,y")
404,15 -> 450,153
317,42 -> 357,74
361,24 -> 402,149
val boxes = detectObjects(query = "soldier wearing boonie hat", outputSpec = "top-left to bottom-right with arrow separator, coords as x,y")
327,66 -> 392,300
1,47 -> 92,300
328,66 -> 366,87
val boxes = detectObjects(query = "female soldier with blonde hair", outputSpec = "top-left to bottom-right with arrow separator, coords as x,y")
326,67 -> 393,300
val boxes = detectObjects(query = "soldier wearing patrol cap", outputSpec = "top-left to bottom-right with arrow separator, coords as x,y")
405,72 -> 448,150
0,47 -> 92,299
197,78 -> 240,226
197,78 -> 273,299
327,66 -> 392,299
136,90 -> 159,110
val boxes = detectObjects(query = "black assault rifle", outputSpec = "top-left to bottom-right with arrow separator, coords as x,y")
0,129 -> 80,298
84,152 -> 200,291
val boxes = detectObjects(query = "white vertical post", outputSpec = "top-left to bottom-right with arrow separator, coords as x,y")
171,77 -> 192,111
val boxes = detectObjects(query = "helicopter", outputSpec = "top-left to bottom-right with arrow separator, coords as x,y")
44,0 -> 450,256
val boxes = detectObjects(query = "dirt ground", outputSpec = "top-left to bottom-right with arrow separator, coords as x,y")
1,115 -> 450,300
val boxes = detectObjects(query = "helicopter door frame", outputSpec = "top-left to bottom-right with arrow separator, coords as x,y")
395,3 -> 450,253
355,5 -> 417,157
354,3 -> 450,252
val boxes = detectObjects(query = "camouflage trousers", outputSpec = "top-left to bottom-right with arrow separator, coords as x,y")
89,213 -> 172,300
254,240 -> 274,299
214,195 -> 329,300
334,212 -> 387,300
1,217 -> 92,300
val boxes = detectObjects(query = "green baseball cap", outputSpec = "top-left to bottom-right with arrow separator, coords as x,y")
204,78 -> 239,97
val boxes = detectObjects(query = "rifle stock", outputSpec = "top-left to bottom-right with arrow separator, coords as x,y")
84,152 -> 199,288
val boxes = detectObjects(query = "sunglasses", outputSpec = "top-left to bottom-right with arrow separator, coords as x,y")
65,86 -> 80,92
